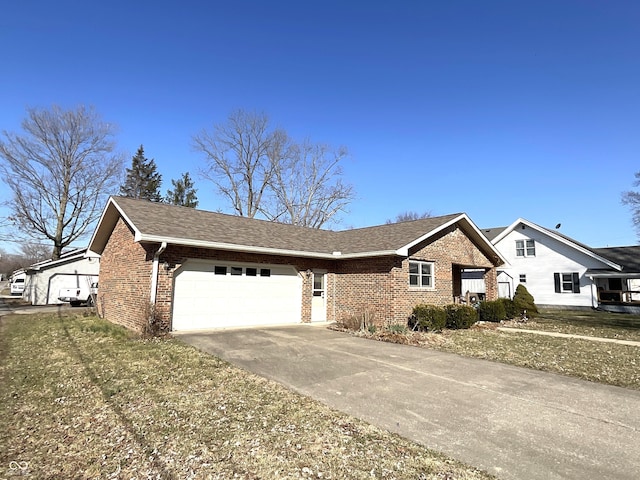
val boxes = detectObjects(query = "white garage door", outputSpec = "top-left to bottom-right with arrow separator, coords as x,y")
172,261 -> 303,331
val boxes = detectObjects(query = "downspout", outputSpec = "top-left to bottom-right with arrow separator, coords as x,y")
150,242 -> 167,305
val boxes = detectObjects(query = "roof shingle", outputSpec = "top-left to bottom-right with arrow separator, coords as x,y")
112,196 -> 463,255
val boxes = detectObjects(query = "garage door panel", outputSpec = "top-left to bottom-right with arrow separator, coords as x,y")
172,262 -> 302,331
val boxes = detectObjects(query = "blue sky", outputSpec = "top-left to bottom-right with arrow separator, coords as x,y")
1,0 -> 639,252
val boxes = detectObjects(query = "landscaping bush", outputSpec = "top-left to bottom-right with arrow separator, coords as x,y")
444,304 -> 478,329
338,315 -> 361,331
478,300 -> 507,322
513,284 -> 538,318
409,304 -> 446,332
497,297 -> 518,319
387,323 -> 407,334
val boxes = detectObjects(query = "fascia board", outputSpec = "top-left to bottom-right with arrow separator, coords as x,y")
490,218 -> 523,245
33,253 -> 87,271
87,197 -> 115,254
87,197 -> 143,256
396,215 -> 465,256
586,272 -> 640,279
138,234 -> 399,260
459,214 -> 509,265
397,214 -> 508,265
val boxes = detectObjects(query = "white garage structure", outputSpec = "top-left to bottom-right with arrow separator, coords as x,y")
172,260 -> 303,330
23,248 -> 100,305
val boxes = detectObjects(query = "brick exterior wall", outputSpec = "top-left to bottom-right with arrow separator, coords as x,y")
99,217 -> 499,332
331,225 -> 498,326
97,218 -> 154,331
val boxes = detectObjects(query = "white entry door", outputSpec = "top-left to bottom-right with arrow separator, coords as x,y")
498,282 -> 511,299
311,271 -> 326,322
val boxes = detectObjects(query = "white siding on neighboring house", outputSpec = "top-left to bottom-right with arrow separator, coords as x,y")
24,253 -> 100,305
493,223 -> 615,308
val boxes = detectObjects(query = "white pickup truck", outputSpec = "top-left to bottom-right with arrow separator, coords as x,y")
58,282 -> 98,307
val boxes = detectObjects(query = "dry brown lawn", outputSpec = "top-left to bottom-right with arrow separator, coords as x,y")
340,309 -> 640,390
0,312 -> 493,480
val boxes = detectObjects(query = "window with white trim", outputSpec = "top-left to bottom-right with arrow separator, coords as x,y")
409,260 -> 434,288
519,274 -> 526,283
515,239 -> 535,257
554,272 -> 580,293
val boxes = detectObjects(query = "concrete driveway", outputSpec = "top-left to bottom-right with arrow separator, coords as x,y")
177,324 -> 640,480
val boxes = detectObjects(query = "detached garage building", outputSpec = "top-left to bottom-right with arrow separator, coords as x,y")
88,196 -> 504,333
23,248 -> 100,305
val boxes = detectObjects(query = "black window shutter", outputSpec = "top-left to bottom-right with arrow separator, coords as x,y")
554,273 -> 561,293
572,273 -> 580,293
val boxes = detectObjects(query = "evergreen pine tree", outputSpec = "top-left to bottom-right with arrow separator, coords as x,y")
165,172 -> 199,207
120,145 -> 162,201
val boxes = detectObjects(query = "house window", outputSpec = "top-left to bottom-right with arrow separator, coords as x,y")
214,266 -> 227,275
230,267 -> 242,276
409,260 -> 433,288
554,272 -> 580,293
260,268 -> 271,277
516,239 -> 535,257
246,267 -> 257,276
519,274 -> 526,283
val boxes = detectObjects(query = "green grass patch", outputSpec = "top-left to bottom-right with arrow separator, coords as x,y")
0,313 -> 493,479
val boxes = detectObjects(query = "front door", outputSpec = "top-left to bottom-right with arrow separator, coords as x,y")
311,271 -> 327,322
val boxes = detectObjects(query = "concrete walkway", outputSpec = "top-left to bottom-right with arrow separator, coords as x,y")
497,326 -> 640,347
0,295 -> 77,315
0,297 -> 12,316
178,325 -> 640,480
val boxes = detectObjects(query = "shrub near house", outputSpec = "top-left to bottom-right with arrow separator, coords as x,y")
513,284 -> 538,318
409,303 -> 478,331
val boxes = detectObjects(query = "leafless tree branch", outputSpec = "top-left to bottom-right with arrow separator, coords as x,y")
0,105 -> 123,259
194,110 -> 354,227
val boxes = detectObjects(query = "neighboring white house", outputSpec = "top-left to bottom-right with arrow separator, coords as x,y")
483,219 -> 640,310
23,248 -> 100,305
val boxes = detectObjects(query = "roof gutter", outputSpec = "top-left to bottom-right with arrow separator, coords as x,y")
150,241 -> 168,306
138,234 -> 399,260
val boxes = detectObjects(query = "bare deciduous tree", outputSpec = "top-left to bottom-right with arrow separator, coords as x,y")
193,110 -> 354,227
386,211 -> 433,224
266,141 -> 354,228
19,241 -> 52,264
193,110 -> 284,218
622,172 -> 640,237
0,105 -> 123,259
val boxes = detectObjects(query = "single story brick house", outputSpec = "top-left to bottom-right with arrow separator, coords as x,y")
87,196 -> 505,332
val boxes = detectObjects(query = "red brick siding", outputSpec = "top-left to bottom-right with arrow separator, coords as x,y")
395,225 -> 497,321
332,256 -> 399,325
98,218 -> 154,332
331,226 -> 498,326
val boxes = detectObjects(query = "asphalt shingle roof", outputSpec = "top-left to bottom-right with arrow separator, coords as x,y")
594,246 -> 640,272
111,196 -> 464,256
480,227 -> 506,242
